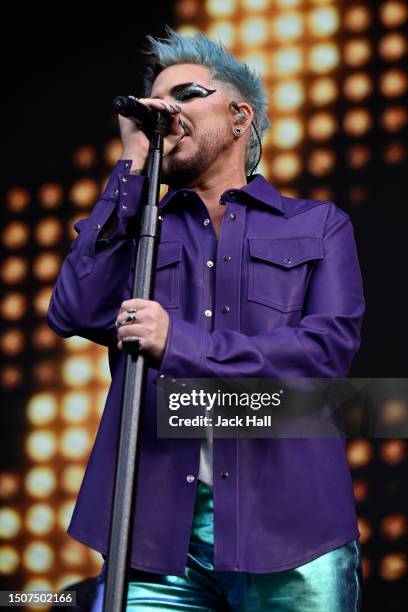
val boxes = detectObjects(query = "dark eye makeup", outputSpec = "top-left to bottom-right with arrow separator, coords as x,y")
173,82 -> 217,102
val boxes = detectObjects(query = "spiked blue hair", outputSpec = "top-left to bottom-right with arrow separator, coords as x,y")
142,26 -> 270,175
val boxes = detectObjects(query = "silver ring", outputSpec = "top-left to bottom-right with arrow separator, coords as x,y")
125,313 -> 138,323
126,308 -> 137,314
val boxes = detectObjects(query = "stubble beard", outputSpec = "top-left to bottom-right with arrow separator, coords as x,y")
161,125 -> 233,189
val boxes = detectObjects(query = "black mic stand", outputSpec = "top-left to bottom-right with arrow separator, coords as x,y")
103,97 -> 169,611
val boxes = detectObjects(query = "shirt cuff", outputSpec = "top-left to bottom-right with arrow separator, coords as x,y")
154,313 -> 208,382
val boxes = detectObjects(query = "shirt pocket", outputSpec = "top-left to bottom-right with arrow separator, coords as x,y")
248,237 -> 323,313
153,241 -> 183,309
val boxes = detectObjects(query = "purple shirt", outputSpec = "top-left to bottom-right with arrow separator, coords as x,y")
48,159 -> 365,576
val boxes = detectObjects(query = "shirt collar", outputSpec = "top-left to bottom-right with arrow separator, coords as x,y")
159,174 -> 284,215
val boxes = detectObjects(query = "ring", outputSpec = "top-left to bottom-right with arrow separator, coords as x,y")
125,313 -> 138,323
115,320 -> 121,329
126,308 -> 137,314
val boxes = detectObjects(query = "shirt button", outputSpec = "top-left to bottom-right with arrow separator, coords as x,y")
223,255 -> 231,262
114,189 -> 119,195
221,305 -> 230,314
230,213 -> 237,220
121,176 -> 128,183
203,218 -> 210,226
228,191 -> 237,201
206,260 -> 214,268
220,471 -> 229,479
186,475 -> 195,483
284,257 -> 292,265
204,309 -> 213,317
122,205 -> 127,210
93,223 -> 101,231
159,374 -> 165,379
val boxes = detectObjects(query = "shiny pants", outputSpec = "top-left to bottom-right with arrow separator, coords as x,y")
91,481 -> 362,611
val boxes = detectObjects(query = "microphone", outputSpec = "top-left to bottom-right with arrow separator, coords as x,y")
113,95 -> 172,134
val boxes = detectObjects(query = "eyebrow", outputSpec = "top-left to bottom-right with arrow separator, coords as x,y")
151,82 -> 211,99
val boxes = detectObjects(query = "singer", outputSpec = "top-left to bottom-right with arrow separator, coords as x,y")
48,27 -> 365,611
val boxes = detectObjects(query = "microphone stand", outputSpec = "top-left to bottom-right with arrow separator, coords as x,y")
103,99 -> 168,611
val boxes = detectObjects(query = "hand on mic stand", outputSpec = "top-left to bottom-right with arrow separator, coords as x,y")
114,95 -> 187,174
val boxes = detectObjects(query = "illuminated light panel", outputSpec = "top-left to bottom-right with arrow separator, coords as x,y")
1,221 -> 30,249
61,465 -> 85,494
379,32 -> 407,62
343,39 -> 372,67
308,42 -> 339,73
0,365 -> 23,389
307,112 -> 337,141
380,68 -> 408,97
23,542 -> 54,573
380,514 -> 408,540
379,553 -> 408,580
95,353 -> 111,383
307,6 -> 339,37
381,399 -> 408,426
176,25 -> 201,36
58,500 -> 76,531
353,479 -> 369,503
33,360 -> 57,385
96,390 -> 109,417
27,394 -> 57,426
103,138 -> 122,168
0,507 -> 21,539
273,47 -> 304,76
358,517 -> 372,544
384,141 -> 406,164
309,187 -> 333,201
343,73 -> 373,102
347,439 -> 373,468
307,149 -> 335,176
37,183 -> 64,209
240,52 -> 268,76
379,1 -> 408,28
34,218 -> 63,246
0,329 -> 25,356
25,504 -> 55,535
5,186 -> 31,212
272,81 -> 304,111
206,0 -> 236,17
62,356 -> 93,386
23,577 -> 53,592
25,430 -> 57,462
61,392 -> 91,423
271,117 -> 304,148
33,286 -> 53,317
242,0 -> 270,10
380,106 -> 408,132
176,0 -> 201,20
25,467 -> 57,498
207,22 -> 236,47
240,18 -> 269,46
73,145 -> 97,170
1,256 -> 28,284
270,152 -> 302,181
347,144 -> 372,169
273,12 -> 304,41
64,336 -> 93,352
32,253 -> 61,282
276,0 -> 301,6
309,77 -> 338,106
32,324 -> 59,350
69,178 -> 99,208
59,541 -> 87,567
1,292 -> 27,320
59,427 -> 91,460
0,546 -> 19,575
343,108 -> 372,137
0,473 -> 20,500
343,5 -> 372,32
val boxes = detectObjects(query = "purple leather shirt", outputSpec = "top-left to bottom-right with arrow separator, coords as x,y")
48,159 -> 365,576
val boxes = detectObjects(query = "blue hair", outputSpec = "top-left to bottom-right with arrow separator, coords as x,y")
142,26 -> 270,175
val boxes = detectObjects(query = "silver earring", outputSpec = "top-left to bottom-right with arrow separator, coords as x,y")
233,127 -> 243,136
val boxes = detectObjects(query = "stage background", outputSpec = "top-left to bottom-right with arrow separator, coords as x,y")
1,1 -> 407,610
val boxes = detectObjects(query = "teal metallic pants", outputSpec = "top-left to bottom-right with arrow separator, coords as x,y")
91,481 -> 362,611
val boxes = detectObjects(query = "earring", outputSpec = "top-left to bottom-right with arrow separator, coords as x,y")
233,127 -> 243,136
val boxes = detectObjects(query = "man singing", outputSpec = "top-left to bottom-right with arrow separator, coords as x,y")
48,27 -> 365,611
